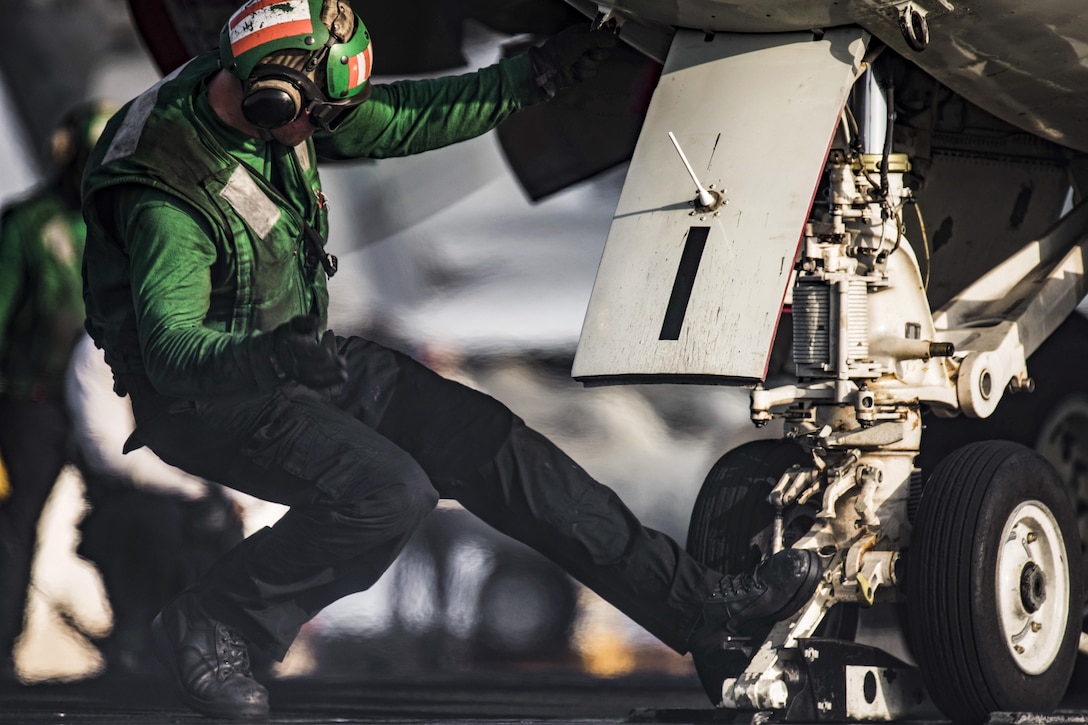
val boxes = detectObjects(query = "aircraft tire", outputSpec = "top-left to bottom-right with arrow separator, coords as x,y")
685,438 -> 855,704
906,440 -> 1082,724
1034,393 -> 1088,580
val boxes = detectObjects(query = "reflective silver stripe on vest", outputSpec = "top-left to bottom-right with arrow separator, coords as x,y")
293,142 -> 312,173
220,166 -> 281,239
102,62 -> 187,165
102,89 -> 158,165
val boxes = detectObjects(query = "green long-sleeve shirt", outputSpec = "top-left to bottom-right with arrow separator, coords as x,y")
83,52 -> 541,400
0,181 -> 86,398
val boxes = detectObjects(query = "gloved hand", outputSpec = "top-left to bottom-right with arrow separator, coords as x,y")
529,21 -> 619,99
182,484 -> 244,546
266,315 -> 347,389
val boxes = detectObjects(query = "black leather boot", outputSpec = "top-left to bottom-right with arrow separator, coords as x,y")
151,592 -> 269,719
687,548 -> 822,655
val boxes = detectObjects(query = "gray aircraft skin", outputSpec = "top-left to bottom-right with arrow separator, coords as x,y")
566,0 -> 1088,155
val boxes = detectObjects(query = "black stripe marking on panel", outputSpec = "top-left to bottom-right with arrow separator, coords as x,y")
659,226 -> 710,340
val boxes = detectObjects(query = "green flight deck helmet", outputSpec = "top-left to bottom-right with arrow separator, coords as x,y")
219,0 -> 374,131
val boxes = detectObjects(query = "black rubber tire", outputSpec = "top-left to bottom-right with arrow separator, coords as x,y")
687,439 -> 813,572
906,440 -> 1082,724
685,438 -> 825,703
1034,393 -> 1088,571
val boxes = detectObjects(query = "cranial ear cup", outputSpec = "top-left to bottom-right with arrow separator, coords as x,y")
242,75 -> 304,129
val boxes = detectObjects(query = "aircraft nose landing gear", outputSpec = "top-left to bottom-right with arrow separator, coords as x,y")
688,437 -> 1082,723
684,91 -> 1085,719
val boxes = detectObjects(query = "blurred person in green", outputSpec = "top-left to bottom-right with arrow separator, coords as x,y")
0,100 -> 113,680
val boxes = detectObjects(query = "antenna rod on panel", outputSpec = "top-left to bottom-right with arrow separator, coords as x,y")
668,132 -> 719,210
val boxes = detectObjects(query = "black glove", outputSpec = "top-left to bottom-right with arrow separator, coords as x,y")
529,21 -> 619,99
182,485 -> 243,543
266,315 -> 347,389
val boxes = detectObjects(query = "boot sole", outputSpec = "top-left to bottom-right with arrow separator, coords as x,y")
151,612 -> 270,720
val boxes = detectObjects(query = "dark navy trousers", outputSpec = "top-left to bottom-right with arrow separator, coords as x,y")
127,335 -> 719,660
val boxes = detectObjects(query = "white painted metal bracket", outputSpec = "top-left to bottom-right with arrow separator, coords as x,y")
934,199 -> 1088,417
573,27 -> 870,384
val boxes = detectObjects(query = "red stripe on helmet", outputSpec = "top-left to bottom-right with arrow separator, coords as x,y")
230,0 -> 294,29
228,0 -> 314,56
231,18 -> 313,56
348,42 -> 373,90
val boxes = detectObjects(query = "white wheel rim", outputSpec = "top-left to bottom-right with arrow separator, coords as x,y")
995,501 -> 1070,675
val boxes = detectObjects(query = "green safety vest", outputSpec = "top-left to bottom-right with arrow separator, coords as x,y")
82,51 -> 538,398
84,53 -> 331,343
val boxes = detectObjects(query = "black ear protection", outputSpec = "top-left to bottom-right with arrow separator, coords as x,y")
241,38 -> 342,130
241,64 -> 321,130
241,61 -> 371,133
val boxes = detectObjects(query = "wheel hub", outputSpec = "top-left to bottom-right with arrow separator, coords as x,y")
1019,561 -> 1046,613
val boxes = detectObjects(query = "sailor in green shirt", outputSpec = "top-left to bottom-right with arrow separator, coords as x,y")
81,1 -> 821,718
0,101 -> 113,679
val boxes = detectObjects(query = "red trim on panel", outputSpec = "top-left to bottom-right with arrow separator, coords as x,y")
127,0 -> 191,74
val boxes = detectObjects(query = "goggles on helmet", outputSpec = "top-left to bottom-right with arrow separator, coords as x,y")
305,93 -> 368,131
304,80 -> 372,131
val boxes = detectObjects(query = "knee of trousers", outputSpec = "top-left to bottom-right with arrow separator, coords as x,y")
331,451 -> 439,537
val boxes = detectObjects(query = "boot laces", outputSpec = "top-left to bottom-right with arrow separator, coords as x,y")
713,571 -> 765,602
215,624 -> 253,680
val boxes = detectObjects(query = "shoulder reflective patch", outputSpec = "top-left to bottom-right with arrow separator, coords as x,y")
102,62 -> 188,165
102,90 -> 159,165
220,166 -> 281,239
41,218 -> 76,266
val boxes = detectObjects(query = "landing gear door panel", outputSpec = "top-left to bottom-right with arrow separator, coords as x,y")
573,27 -> 870,384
